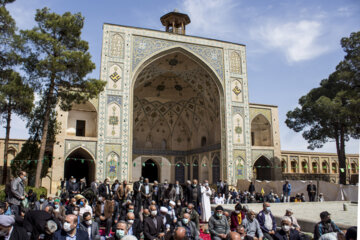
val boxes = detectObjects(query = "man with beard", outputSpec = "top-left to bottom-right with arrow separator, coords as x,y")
208,206 -> 230,240
0,215 -> 28,240
23,209 -> 60,240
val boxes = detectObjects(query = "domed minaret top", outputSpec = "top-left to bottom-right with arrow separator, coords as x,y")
160,9 -> 191,35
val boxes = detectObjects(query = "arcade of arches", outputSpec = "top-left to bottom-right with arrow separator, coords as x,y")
132,51 -> 222,183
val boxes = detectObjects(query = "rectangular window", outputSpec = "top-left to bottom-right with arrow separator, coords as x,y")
251,132 -> 255,146
76,120 -> 86,137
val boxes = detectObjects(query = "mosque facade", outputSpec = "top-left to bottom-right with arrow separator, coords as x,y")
0,12 -> 358,193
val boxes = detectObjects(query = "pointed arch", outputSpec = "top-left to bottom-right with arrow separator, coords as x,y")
251,114 -> 272,146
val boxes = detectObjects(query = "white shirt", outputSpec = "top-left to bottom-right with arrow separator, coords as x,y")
145,185 -> 149,194
214,196 -> 224,204
87,225 -> 92,240
264,212 -> 273,231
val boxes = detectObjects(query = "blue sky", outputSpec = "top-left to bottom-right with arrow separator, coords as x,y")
4,0 -> 360,154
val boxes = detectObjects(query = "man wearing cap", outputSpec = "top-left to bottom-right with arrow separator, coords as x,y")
7,171 -> 26,216
284,209 -> 300,231
208,206 -> 230,240
314,211 -> 342,240
168,201 -> 178,223
307,181 -> 317,202
160,206 -> 174,233
274,216 -> 301,240
0,215 -> 28,240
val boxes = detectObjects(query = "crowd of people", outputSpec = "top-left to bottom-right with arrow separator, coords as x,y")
0,171 -> 356,240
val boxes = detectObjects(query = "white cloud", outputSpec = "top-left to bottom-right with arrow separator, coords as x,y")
7,0 -> 45,30
251,20 -> 330,62
181,0 -> 238,38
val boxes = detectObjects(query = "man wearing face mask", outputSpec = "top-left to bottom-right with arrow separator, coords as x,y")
284,209 -> 300,231
53,214 -> 88,240
7,171 -> 26,216
76,195 -> 93,218
126,212 -> 142,239
242,210 -> 263,240
231,203 -> 244,231
110,222 -> 128,240
256,202 -> 276,240
119,204 -> 135,221
152,181 -> 160,204
208,206 -> 230,240
159,207 -> 173,233
133,177 -> 144,211
200,180 -> 212,223
117,180 -> 130,203
65,198 -> 77,215
141,178 -> 153,209
274,216 -> 300,240
314,211 -> 342,240
143,205 -> 165,240
35,194 -> 49,211
80,212 -> 100,240
176,213 -> 199,240
174,181 -> 184,203
67,177 -> 80,199
159,180 -> 169,206
0,215 -> 28,240
98,179 -> 112,200
180,203 -> 199,230
189,180 -> 201,213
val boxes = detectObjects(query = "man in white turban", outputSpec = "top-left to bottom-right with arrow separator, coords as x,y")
0,215 -> 28,239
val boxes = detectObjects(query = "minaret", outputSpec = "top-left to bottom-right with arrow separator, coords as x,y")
160,9 -> 191,35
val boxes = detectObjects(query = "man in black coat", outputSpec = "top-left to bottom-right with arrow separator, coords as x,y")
133,177 -> 144,212
98,178 -> 112,200
0,215 -> 29,240
143,205 -> 165,240
23,210 -> 61,240
274,216 -> 301,240
306,181 -> 317,202
126,212 -> 142,239
152,181 -> 160,204
53,214 -> 89,240
188,180 -> 201,212
248,182 -> 255,194
141,178 -> 153,209
67,177 -> 80,198
184,180 -> 192,205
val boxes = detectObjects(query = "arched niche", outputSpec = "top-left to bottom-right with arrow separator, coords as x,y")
253,156 -> 272,180
251,114 -> 272,146
67,101 -> 97,137
64,147 -> 96,184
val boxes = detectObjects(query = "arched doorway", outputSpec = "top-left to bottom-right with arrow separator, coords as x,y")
132,48 -> 223,183
253,156 -> 272,180
142,159 -> 158,182
64,148 -> 95,184
212,156 -> 220,183
175,162 -> 185,183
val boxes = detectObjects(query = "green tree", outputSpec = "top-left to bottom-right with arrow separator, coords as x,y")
22,8 -> 106,187
11,97 -> 57,186
0,0 -> 34,184
286,31 -> 360,185
0,71 -> 34,183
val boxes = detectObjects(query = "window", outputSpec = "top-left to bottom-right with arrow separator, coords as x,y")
281,161 -> 287,173
76,120 -> 86,137
201,137 -> 207,147
251,132 -> 255,146
322,162 -> 328,174
291,161 -> 297,173
312,162 -> 318,173
332,163 -> 337,173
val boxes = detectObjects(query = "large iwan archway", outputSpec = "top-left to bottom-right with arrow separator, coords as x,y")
131,48 -> 224,183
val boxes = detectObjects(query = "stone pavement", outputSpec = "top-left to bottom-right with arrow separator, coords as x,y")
212,201 -> 357,232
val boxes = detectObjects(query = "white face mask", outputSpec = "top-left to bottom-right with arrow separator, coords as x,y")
127,220 -> 134,225
282,225 -> 290,232
63,222 -> 72,232
86,220 -> 92,225
151,210 -> 157,216
73,211 -> 78,215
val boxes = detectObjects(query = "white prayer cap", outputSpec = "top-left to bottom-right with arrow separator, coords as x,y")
0,215 -> 15,227
160,206 -> 168,213
286,208 -> 293,213
169,201 -> 176,206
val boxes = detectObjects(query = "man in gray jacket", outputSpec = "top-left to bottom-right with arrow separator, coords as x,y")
177,213 -> 200,240
7,171 -> 26,216
208,205 -> 230,240
242,210 -> 263,240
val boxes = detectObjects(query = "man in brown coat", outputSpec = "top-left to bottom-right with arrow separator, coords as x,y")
116,180 -> 131,203
95,197 -> 114,236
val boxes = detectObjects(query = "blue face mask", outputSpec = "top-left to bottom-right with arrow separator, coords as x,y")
266,207 -> 271,212
116,230 -> 125,238
40,198 -> 45,203
80,202 -> 84,206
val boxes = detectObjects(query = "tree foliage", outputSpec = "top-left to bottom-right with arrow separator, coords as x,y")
21,8 -> 106,187
286,31 -> 360,184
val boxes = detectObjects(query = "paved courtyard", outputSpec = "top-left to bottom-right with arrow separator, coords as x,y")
213,201 -> 357,232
